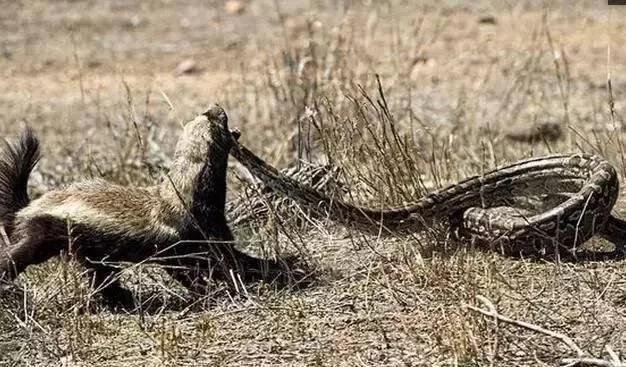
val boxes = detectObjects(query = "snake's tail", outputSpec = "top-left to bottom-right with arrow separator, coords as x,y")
599,215 -> 626,254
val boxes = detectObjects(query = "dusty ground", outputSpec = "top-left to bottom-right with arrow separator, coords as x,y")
2,0 -> 626,366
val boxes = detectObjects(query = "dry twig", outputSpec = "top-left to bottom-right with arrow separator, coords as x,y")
560,357 -> 626,367
466,295 -> 584,357
465,295 -> 626,366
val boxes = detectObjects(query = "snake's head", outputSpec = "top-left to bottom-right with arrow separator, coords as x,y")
230,127 -> 241,141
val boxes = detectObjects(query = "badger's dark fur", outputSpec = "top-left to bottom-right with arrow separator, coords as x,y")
0,106 -> 284,308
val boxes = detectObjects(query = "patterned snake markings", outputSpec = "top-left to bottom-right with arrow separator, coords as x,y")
230,135 -> 626,258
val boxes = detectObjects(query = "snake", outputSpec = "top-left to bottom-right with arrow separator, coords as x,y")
230,137 -> 626,257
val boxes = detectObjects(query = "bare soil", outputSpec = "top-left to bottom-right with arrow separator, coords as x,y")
2,1 -> 626,366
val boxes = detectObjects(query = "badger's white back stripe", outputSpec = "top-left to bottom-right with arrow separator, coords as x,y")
0,106 -> 286,308
18,199 -> 179,239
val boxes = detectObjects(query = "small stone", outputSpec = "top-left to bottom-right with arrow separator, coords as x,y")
412,55 -> 429,65
225,1 -> 245,15
129,15 -> 144,27
479,15 -> 497,25
174,59 -> 198,76
505,121 -> 563,143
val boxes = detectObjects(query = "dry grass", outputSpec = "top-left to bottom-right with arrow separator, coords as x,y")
2,0 -> 626,365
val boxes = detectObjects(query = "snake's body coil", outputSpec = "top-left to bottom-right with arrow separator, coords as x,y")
232,139 -> 625,257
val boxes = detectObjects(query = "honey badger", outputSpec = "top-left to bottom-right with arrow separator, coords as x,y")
0,105 -> 286,307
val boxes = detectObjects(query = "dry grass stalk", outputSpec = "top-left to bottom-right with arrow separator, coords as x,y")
2,1 -> 626,365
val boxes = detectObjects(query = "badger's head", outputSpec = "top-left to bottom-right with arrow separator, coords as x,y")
175,104 -> 239,162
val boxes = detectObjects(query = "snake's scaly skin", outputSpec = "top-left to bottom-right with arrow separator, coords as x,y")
231,139 -> 624,256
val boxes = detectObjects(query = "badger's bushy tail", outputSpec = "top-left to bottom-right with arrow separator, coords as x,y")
0,128 -> 40,238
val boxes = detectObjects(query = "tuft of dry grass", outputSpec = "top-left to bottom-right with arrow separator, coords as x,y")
2,0 -> 626,366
